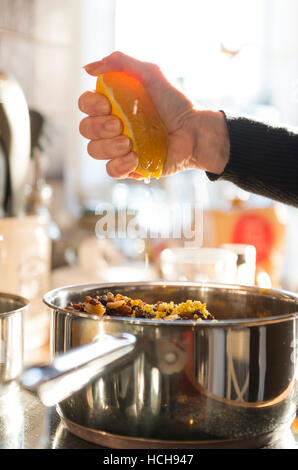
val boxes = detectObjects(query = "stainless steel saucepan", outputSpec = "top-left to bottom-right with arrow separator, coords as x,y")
0,293 -> 29,395
21,282 -> 298,448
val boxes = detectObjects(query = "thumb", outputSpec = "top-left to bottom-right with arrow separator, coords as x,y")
83,51 -> 158,87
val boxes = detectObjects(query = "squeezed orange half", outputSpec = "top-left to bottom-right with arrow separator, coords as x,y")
96,71 -> 168,179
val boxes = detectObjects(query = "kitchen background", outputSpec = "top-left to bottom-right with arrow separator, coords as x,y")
1,0 -> 298,359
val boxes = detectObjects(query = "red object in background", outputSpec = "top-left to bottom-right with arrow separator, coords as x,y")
232,213 -> 274,263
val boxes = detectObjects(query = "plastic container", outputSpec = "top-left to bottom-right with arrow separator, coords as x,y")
0,215 -> 51,355
160,247 -> 237,283
221,244 -> 256,286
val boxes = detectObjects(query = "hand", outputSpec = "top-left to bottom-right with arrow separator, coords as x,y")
78,51 -> 230,179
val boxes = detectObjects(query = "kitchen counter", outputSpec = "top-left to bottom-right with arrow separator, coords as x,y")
0,387 -> 103,449
0,387 -> 297,450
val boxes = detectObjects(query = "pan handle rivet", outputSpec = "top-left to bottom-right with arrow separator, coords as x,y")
165,352 -> 177,364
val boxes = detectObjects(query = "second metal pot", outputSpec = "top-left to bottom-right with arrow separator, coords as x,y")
0,292 -> 29,395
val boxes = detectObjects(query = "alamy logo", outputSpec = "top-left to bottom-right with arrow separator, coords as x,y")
94,202 -> 203,247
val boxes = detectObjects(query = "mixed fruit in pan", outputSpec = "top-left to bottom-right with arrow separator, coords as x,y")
66,292 -> 215,321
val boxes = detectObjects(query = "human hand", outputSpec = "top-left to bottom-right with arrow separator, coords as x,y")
78,51 -> 230,179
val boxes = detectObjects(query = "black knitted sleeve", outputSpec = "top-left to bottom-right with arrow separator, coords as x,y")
206,113 -> 298,207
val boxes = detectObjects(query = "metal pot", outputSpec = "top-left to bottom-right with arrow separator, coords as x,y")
24,282 -> 298,448
0,293 -> 29,395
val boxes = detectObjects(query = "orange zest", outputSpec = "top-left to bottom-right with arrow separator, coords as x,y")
96,71 -> 168,179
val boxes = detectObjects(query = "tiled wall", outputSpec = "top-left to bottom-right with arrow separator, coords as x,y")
0,0 -> 74,177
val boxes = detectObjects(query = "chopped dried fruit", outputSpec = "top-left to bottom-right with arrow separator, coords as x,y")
66,292 -> 215,321
84,302 -> 106,316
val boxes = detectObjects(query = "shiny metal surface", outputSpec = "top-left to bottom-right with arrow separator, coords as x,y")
0,388 -> 297,449
0,139 -> 6,217
22,333 -> 137,406
57,414 -> 297,449
0,292 -> 29,395
0,71 -> 30,216
45,281 -> 298,443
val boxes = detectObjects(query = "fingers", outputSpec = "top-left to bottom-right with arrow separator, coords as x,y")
106,153 -> 139,179
79,87 -> 136,177
79,90 -> 128,157
79,63 -> 140,180
80,115 -> 123,140
78,91 -> 111,116
87,135 -> 131,160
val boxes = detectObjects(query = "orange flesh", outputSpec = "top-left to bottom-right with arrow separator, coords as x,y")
291,416 -> 298,434
96,71 -> 168,178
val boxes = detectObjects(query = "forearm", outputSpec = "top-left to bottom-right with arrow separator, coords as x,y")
207,113 -> 298,207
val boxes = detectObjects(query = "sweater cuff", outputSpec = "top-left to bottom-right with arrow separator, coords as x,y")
205,111 -> 298,206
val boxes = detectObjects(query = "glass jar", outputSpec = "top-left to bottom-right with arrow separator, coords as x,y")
160,247 -> 237,283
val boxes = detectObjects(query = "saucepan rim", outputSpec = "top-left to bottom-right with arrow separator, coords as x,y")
43,281 -> 298,328
0,292 -> 30,318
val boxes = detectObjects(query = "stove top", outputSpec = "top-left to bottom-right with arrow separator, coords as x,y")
0,388 -> 297,450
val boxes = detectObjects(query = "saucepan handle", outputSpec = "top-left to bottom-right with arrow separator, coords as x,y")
21,333 -> 137,406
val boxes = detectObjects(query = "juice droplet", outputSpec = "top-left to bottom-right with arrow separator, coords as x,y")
144,252 -> 149,271
144,177 -> 151,185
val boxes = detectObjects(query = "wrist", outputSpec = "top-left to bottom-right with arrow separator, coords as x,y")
192,110 -> 230,175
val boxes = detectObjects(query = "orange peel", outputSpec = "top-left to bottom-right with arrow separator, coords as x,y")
96,71 -> 168,179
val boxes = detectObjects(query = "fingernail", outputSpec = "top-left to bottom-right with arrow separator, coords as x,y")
121,153 -> 138,168
82,65 -> 93,73
95,101 -> 110,114
82,62 -> 97,70
105,118 -> 121,131
82,62 -> 103,76
115,136 -> 131,152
